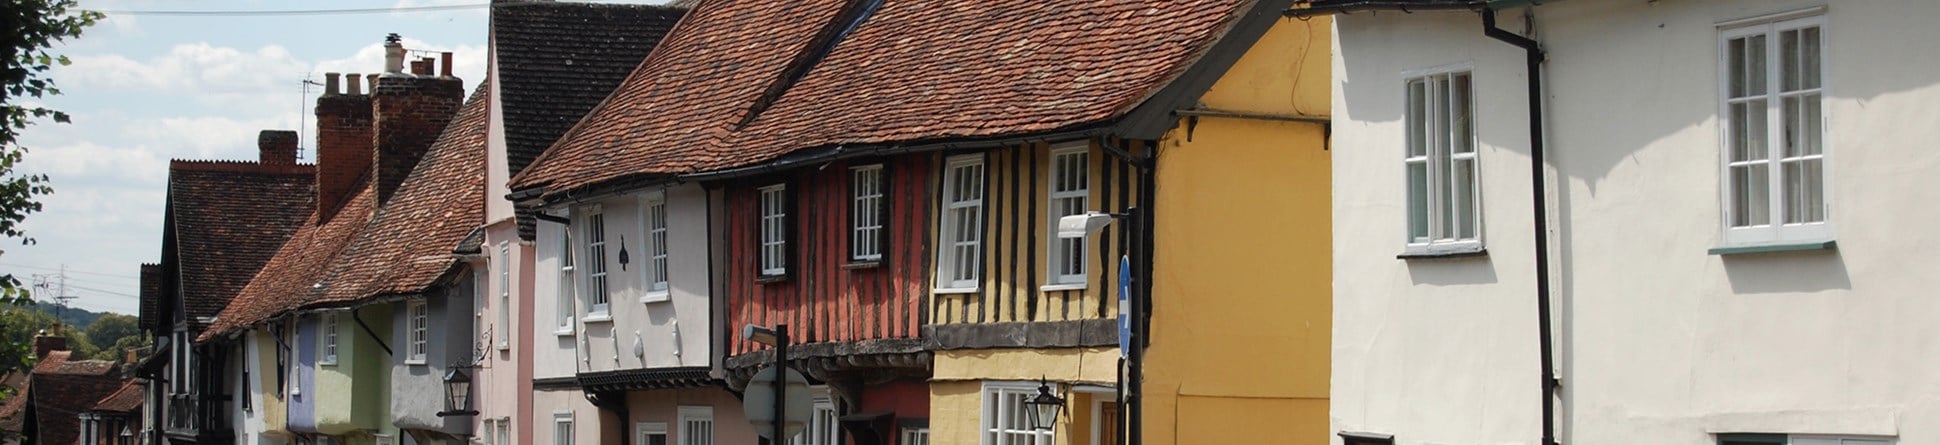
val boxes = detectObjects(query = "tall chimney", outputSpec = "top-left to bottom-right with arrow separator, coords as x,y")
33,329 -> 67,359
372,42 -> 465,205
383,33 -> 406,74
314,71 -> 376,222
257,130 -> 298,166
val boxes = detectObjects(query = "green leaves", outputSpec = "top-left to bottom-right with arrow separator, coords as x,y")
0,0 -> 97,309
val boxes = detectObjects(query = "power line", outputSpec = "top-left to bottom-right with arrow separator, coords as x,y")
94,3 -> 513,17
65,283 -> 140,300
0,262 -> 139,280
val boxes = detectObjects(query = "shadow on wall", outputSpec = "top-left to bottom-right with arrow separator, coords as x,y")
1720,250 -> 1851,294
1406,255 -> 1499,286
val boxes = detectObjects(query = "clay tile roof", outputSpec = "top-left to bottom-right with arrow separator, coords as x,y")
511,0 -> 1247,198
0,383 -> 25,434
493,1 -> 688,178
1,370 -> 23,391
24,351 -> 128,445
314,84 -> 490,305
200,181 -> 375,341
90,380 -> 143,413
165,161 -> 316,332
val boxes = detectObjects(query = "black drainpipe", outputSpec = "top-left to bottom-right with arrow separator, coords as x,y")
351,307 -> 395,356
1481,8 -> 1557,445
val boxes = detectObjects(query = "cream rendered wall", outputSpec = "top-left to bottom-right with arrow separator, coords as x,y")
1331,9 -> 1541,445
1333,1 -> 1940,444
576,184 -> 713,374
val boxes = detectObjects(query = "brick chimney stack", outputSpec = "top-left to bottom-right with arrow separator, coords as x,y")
372,39 -> 464,205
257,130 -> 299,166
314,70 -> 376,222
33,328 -> 67,359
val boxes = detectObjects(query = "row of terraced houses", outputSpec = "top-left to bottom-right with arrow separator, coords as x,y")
133,1 -> 1940,445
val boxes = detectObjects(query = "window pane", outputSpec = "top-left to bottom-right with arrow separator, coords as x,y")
1728,37 -> 1747,98
1407,80 -> 1427,157
1407,162 -> 1428,242
1746,34 -> 1767,96
1780,29 -> 1800,92
1451,74 -> 1472,154
1801,27 -> 1821,89
1799,93 -> 1822,156
1732,100 -> 1768,162
1732,164 -> 1771,227
1784,158 -> 1825,224
1453,158 -> 1476,240
1436,151 -> 1453,240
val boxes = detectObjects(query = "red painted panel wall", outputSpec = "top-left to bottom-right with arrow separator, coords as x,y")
724,155 -> 932,355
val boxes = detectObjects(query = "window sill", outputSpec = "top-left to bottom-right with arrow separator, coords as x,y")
553,328 -> 575,337
640,291 -> 671,304
842,261 -> 882,270
1039,283 -> 1087,292
755,275 -> 789,284
933,287 -> 980,295
1397,243 -> 1487,260
582,314 -> 613,324
496,342 -> 510,351
405,359 -> 426,366
1709,240 -> 1836,256
319,361 -> 337,367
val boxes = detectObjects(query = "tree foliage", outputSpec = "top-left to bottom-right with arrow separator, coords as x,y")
0,0 -> 99,305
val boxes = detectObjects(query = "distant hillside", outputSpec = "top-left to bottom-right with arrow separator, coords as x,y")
23,300 -> 104,330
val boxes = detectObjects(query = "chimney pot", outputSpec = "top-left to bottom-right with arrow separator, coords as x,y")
440,52 -> 454,78
323,73 -> 341,96
384,33 -> 406,74
409,59 -> 428,76
346,73 -> 362,95
367,74 -> 380,93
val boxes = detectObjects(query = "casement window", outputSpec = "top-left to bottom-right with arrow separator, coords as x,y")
1046,144 -> 1089,286
1719,13 -> 1829,246
937,155 -> 985,291
79,414 -> 96,445
758,185 -> 790,277
637,422 -> 669,445
902,428 -> 930,445
554,413 -> 575,445
790,398 -> 839,445
171,330 -> 189,394
320,312 -> 339,365
557,224 -> 577,333
1404,69 -> 1480,253
644,195 -> 671,299
407,300 -> 428,364
582,206 -> 611,318
498,242 -> 512,349
981,382 -> 1053,445
851,164 -> 886,262
678,406 -> 714,445
1719,434 -> 1890,445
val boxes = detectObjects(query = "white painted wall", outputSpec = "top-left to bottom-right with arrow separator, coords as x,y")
1332,1 -> 1940,444
568,184 -> 714,373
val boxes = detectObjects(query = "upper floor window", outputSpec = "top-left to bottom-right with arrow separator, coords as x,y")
981,382 -> 1053,445
678,406 -> 714,445
644,195 -> 671,298
1047,145 -> 1089,286
320,312 -> 340,365
582,206 -> 611,318
1404,69 -> 1480,253
557,224 -> 577,333
498,242 -> 512,349
759,185 -> 790,277
1720,13 -> 1828,246
851,165 -> 886,262
554,413 -> 575,445
407,300 -> 428,364
937,155 -> 985,291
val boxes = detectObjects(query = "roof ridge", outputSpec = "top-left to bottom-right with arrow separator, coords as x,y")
169,159 -> 316,176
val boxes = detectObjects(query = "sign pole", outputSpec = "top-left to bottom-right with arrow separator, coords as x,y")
773,324 -> 789,445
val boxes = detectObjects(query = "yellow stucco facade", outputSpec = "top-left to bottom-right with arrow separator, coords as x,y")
931,348 -> 1121,445
1144,16 -> 1333,445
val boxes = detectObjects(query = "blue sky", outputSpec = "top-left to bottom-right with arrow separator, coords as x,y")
3,0 -> 663,315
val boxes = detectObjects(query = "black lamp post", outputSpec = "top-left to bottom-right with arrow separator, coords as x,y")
1023,378 -> 1066,431
437,367 -> 479,417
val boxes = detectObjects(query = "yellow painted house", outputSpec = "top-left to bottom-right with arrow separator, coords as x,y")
1145,15 -> 1334,445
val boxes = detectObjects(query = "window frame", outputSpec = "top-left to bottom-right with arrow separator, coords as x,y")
319,312 -> 339,366
1718,433 -> 1894,445
901,427 -> 930,445
1400,65 -> 1483,255
936,155 -> 986,292
758,184 -> 791,277
1716,12 -> 1832,247
581,205 -> 612,320
406,300 -> 428,365
497,242 -> 513,349
554,412 -> 575,445
556,219 -> 577,335
641,192 -> 672,303
1045,143 -> 1090,288
850,164 -> 887,262
791,397 -> 840,445
637,422 -> 669,445
980,381 -> 1055,445
678,406 -> 714,445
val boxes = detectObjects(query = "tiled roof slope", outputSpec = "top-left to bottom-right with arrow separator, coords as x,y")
27,351 -> 125,445
91,380 -> 143,413
508,0 -> 850,193
166,161 -> 315,332
0,381 -> 24,434
511,0 -> 1246,197
493,1 -> 687,177
200,180 -> 376,341
316,84 -> 489,304
138,263 -> 160,333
